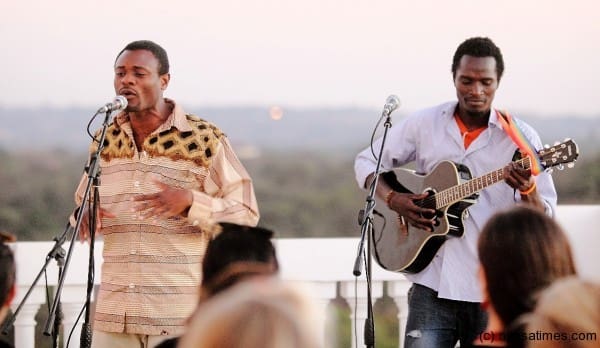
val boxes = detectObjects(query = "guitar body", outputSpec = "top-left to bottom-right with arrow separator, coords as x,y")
374,160 -> 478,273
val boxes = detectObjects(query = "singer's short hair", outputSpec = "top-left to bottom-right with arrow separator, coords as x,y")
451,37 -> 504,81
0,232 -> 16,306
116,40 -> 170,75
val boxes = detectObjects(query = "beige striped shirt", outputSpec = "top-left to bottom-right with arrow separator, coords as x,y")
73,100 -> 259,335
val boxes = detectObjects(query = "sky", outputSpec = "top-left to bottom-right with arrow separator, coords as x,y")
1,0 -> 599,117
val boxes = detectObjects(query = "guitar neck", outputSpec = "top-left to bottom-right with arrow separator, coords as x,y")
435,157 -> 531,209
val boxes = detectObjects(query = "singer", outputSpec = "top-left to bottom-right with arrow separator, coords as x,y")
70,40 -> 259,348
354,37 -> 557,347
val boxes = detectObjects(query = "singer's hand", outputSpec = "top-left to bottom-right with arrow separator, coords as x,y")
79,207 -> 116,243
387,192 -> 435,232
132,180 -> 193,220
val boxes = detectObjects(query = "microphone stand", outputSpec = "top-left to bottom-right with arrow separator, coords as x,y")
352,106 -> 394,348
42,108 -> 112,348
1,223 -> 71,340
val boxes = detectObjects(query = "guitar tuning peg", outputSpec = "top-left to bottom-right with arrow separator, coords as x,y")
567,163 -> 575,168
544,144 -> 550,149
557,164 -> 565,171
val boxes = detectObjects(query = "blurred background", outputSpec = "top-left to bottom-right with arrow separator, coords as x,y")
1,1 -> 599,347
1,0 -> 598,241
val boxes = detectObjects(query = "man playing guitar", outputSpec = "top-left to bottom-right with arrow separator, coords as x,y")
354,37 -> 557,348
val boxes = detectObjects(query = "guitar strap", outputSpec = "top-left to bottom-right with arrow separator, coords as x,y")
495,109 -> 544,176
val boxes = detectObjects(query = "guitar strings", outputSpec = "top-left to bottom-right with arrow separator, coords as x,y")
413,157 -> 530,209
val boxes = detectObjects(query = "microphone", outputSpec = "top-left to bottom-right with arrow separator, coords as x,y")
97,96 -> 128,113
382,95 -> 401,116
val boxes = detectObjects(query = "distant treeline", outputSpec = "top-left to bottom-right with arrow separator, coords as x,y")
0,147 -> 598,241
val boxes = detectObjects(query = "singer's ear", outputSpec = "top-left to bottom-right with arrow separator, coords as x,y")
160,73 -> 171,91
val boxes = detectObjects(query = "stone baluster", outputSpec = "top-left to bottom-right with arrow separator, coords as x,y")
340,280 -> 383,348
389,279 -> 411,348
10,286 -> 46,348
306,281 -> 337,348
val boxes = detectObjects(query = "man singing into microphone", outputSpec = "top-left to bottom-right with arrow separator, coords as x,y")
354,37 -> 557,347
71,40 -> 259,348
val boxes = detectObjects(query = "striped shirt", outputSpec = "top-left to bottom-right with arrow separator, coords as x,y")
73,99 -> 259,335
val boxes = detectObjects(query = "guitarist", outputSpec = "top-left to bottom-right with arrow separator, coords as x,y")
354,37 -> 557,348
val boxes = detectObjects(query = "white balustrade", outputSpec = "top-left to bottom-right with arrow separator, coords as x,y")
3,205 -> 598,347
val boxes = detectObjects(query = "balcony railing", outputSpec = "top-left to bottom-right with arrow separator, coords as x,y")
5,205 -> 599,348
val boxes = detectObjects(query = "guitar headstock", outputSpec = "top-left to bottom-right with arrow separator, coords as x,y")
538,139 -> 579,170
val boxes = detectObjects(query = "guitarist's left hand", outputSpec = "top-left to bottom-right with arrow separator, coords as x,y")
503,162 -> 533,192
503,162 -> 544,211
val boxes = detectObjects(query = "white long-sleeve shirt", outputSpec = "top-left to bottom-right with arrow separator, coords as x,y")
354,101 -> 557,302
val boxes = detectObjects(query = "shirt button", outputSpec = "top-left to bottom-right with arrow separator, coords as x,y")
134,181 -> 140,188
192,220 -> 199,226
129,283 -> 135,289
130,250 -> 137,255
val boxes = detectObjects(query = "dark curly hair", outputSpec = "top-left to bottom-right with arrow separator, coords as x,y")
451,37 -> 504,81
115,40 -> 170,75
0,232 -> 16,306
200,223 -> 279,299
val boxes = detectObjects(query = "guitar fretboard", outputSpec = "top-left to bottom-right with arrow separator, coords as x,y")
435,157 -> 531,209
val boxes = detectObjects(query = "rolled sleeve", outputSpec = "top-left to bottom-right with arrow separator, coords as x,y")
186,137 -> 259,228
354,148 -> 378,189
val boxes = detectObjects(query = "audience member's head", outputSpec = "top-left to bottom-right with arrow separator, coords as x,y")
0,232 -> 17,323
179,277 -> 322,348
155,224 -> 280,348
477,205 -> 577,344
525,276 -> 600,348
200,223 -> 279,301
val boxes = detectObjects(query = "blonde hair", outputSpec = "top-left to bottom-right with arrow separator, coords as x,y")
526,277 -> 600,348
179,277 -> 322,348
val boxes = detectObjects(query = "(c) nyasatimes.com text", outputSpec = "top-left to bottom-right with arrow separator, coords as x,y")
479,330 -> 597,343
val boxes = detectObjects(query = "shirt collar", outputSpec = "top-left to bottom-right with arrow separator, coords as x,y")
442,101 -> 504,129
113,98 -> 192,133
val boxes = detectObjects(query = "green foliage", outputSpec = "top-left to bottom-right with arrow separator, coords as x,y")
245,151 -> 365,238
0,147 -> 598,241
0,149 -> 84,240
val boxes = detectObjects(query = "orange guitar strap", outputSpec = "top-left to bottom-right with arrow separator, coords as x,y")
495,109 -> 544,175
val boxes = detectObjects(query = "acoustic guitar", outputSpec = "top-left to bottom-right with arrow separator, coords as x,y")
374,139 -> 579,274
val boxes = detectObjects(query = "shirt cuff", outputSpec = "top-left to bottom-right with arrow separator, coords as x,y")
187,190 -> 214,228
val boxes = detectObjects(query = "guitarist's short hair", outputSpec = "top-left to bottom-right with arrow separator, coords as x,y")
452,37 -> 505,81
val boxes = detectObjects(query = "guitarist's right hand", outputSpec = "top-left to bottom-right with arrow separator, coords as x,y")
387,192 -> 435,232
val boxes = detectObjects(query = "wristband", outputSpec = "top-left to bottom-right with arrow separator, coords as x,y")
519,181 -> 537,196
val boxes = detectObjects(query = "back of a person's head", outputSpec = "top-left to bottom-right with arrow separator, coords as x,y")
200,223 -> 279,299
179,277 -> 322,348
525,276 -> 600,348
0,232 -> 16,324
478,205 -> 577,329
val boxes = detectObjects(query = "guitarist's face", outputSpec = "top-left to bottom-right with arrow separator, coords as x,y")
454,55 -> 499,118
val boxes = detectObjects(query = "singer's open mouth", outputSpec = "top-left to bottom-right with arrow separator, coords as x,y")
119,89 -> 137,97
